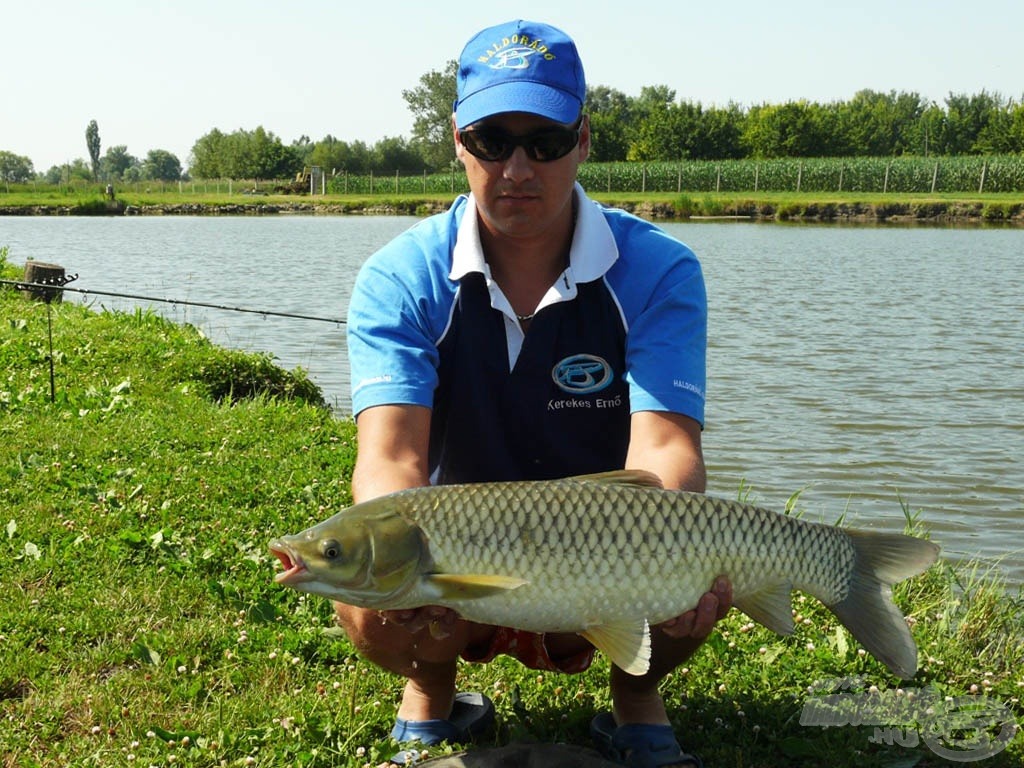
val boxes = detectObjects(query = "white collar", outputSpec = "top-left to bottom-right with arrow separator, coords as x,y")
449,183 -> 619,285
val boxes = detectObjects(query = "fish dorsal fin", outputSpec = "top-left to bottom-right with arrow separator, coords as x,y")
581,619 -> 652,676
423,573 -> 528,600
569,470 -> 664,490
733,580 -> 795,635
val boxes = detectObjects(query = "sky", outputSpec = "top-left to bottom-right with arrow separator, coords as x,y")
3,0 -> 1023,173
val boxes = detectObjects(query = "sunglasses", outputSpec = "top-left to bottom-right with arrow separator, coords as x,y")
459,119 -> 582,163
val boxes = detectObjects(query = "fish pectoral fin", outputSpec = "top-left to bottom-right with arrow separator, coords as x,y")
581,619 -> 652,676
733,581 -> 795,635
423,573 -> 529,600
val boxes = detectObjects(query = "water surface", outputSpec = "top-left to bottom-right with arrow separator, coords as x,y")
3,216 -> 1021,584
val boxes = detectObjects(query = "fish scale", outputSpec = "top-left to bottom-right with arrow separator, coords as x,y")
412,480 -> 855,629
270,470 -> 939,678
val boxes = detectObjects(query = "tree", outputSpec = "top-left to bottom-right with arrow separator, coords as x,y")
402,60 -> 458,171
371,136 -> 426,174
310,135 -> 353,174
246,126 -> 301,179
291,135 -> 314,168
85,120 -> 101,180
696,103 -> 745,160
142,149 -> 182,181
188,127 -> 300,180
742,101 -> 835,158
0,151 -> 35,184
628,101 -> 703,161
43,159 -> 92,184
586,86 -> 634,162
190,129 -> 227,178
101,145 -> 138,181
837,89 -> 925,156
943,91 -> 1005,155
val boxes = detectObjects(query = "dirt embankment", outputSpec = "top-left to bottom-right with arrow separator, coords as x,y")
2,198 -> 1022,223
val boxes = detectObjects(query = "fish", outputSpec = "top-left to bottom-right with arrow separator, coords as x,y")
269,470 -> 940,679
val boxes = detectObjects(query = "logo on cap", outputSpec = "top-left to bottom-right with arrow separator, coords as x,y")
490,46 -> 539,71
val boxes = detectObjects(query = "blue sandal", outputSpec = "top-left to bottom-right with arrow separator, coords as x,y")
590,712 -> 703,768
390,692 -> 495,765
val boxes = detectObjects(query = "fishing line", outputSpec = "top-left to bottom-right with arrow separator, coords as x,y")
0,278 -> 346,325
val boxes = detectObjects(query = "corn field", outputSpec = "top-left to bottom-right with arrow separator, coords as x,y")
324,155 -> 1024,196
18,156 -> 1024,198
576,155 -> 1024,194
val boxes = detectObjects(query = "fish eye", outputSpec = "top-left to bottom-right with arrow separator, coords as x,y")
321,539 -> 342,560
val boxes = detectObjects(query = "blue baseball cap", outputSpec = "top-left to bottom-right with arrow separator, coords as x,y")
455,20 -> 586,130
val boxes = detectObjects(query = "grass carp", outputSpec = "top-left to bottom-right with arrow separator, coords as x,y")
269,470 -> 939,678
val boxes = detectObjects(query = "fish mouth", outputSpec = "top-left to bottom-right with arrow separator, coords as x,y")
269,540 -> 309,584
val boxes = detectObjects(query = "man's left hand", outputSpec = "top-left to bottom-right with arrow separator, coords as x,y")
657,575 -> 732,640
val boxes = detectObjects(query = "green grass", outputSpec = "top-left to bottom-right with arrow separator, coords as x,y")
1,253 -> 1021,767
4,171 -> 1024,223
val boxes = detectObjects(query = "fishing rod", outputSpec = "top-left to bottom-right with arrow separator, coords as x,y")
0,277 -> 346,325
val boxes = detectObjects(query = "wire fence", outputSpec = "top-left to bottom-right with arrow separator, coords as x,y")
10,154 -> 1024,197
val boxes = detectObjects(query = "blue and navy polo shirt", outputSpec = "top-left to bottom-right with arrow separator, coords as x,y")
347,184 -> 706,484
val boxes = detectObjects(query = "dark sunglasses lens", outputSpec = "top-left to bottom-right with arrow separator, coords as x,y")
461,126 -> 579,162
461,130 -> 511,161
528,129 -> 578,161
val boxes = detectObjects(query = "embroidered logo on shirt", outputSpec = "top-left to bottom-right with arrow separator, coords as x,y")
552,354 -> 613,394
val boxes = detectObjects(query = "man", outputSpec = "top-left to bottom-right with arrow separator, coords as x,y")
336,19 -> 732,767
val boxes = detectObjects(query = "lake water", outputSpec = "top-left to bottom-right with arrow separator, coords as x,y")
2,215 -> 1022,585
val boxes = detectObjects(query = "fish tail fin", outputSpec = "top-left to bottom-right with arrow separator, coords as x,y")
829,531 -> 940,679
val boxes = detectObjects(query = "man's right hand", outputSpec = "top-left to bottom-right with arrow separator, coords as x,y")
381,606 -> 460,639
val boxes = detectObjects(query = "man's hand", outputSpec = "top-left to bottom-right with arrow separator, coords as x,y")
379,606 -> 459,639
657,576 -> 732,640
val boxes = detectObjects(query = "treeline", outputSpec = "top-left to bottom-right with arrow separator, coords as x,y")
195,88 -> 1024,180
2,83 -> 1022,185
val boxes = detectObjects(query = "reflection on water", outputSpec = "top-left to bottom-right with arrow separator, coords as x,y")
3,216 -> 1022,584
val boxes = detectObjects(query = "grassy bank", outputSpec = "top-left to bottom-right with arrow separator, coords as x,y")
2,187 -> 1024,223
1,255 -> 1021,767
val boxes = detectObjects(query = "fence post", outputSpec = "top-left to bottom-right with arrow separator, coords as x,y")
754,164 -> 759,192
370,170 -> 374,194
883,161 -> 891,194
838,164 -> 844,192
677,165 -> 682,193
642,166 -> 647,193
979,160 -> 987,193
931,161 -> 939,193
716,165 -> 721,193
796,162 -> 802,193
395,170 -> 399,194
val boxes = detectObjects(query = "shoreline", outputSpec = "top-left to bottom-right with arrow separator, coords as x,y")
1,196 -> 1023,224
